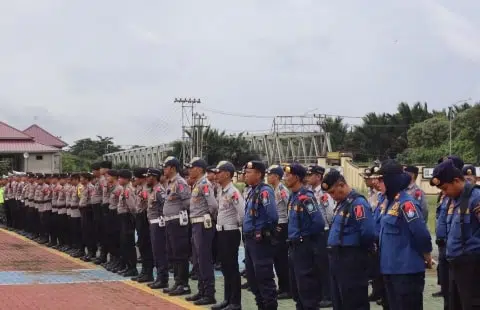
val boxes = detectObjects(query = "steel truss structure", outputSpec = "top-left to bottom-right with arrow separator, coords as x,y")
103,144 -> 172,168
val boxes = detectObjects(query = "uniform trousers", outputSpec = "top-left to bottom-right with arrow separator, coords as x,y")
106,209 -> 121,257
370,242 -> 388,307
273,223 -> 290,294
244,234 -> 278,310
11,200 -> 19,229
80,206 -> 97,254
384,273 -> 424,310
329,247 -> 370,310
69,216 -> 82,249
217,228 -> 241,305
448,254 -> 480,310
192,223 -> 215,297
149,222 -> 168,282
16,200 -> 25,230
100,204 -> 110,255
166,220 -> 190,286
4,200 -> 12,227
33,208 -> 40,236
40,210 -> 51,239
25,206 -> 34,234
317,231 -> 331,303
50,210 -> 59,244
119,213 -> 137,268
437,245 -> 449,309
57,210 -> 67,245
91,203 -> 102,249
289,237 -> 321,310
135,211 -> 153,270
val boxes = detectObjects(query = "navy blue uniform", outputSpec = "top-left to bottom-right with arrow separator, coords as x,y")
435,194 -> 450,306
328,190 -> 375,310
287,186 -> 325,310
243,183 -> 279,310
380,190 -> 432,310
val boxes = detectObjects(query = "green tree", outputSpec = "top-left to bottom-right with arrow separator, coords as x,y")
320,116 -> 348,150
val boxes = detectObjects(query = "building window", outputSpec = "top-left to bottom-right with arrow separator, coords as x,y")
36,155 -> 43,160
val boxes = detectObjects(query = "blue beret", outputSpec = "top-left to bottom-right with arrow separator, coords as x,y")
245,160 -> 266,174
430,160 -> 463,186
307,165 -> 325,176
216,161 -> 235,173
463,165 -> 476,177
283,163 -> 306,179
437,155 -> 464,170
118,169 -> 132,179
106,169 -> 118,177
404,165 -> 419,175
321,169 -> 343,191
267,164 -> 284,178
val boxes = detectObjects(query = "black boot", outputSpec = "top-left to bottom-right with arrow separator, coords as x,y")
136,269 -> 154,283
163,283 -> 179,294
131,268 -> 145,281
186,292 -> 203,302
211,300 -> 229,310
148,278 -> 169,289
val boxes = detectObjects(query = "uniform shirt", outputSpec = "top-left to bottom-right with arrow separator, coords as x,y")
242,185 -> 251,201
109,184 -> 123,211
328,190 -> 375,248
435,194 -> 449,240
379,190 -> 432,274
147,184 -> 165,220
34,184 -> 43,210
135,184 -> 149,213
29,182 -> 36,206
118,184 -> 136,214
79,183 -> 94,207
57,184 -> 66,206
11,181 -> 17,200
313,184 -> 335,228
287,186 -> 325,240
446,185 -> 480,259
163,174 -> 191,217
273,183 -> 289,224
15,181 -> 24,201
373,193 -> 387,239
91,178 -> 103,204
4,182 -> 10,200
243,183 -> 278,233
189,176 -> 218,219
406,183 -> 428,223
22,183 -> 29,203
217,182 -> 245,227
70,185 -> 81,218
100,175 -> 109,205
65,184 -> 72,207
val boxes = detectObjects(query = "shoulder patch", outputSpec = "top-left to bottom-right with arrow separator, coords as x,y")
414,189 -> 422,199
124,190 -> 129,199
203,184 -> 210,196
354,204 -> 365,220
402,201 -> 419,222
261,190 -> 270,206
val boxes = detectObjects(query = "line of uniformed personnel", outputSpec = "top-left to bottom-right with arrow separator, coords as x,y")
3,155 -> 478,309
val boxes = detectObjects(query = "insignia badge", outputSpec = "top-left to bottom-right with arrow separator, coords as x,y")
247,162 -> 253,169
284,166 -> 291,173
306,203 -> 315,213
261,190 -> 270,206
124,190 -> 129,199
203,184 -> 209,196
232,191 -> 239,204
431,177 -> 440,186
467,169 -> 473,175
402,201 -> 418,222
354,205 -> 365,220
321,182 -> 328,190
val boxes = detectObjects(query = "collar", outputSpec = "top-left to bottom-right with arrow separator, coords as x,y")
222,182 -> 234,193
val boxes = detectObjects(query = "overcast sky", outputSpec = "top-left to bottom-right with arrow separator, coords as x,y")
1,0 -> 479,148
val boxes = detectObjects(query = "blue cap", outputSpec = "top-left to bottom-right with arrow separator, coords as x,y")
133,168 -> 148,178
267,164 -> 284,178
307,165 -> 325,176
216,160 -> 235,173
462,165 -> 476,177
430,160 -> 463,186
437,155 -> 464,170
404,165 -> 419,175
146,168 -> 162,177
284,163 -> 306,179
185,157 -> 207,169
163,156 -> 180,168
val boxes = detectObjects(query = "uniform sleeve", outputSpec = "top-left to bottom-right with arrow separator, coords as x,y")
401,200 -> 432,254
124,187 -> 137,212
154,189 -> 165,216
471,190 -> 480,222
352,198 -> 375,247
301,192 -> 325,232
202,182 -> 219,217
417,190 -> 429,223
79,186 -> 87,206
234,189 -> 246,224
261,187 -> 278,225
325,194 -> 335,224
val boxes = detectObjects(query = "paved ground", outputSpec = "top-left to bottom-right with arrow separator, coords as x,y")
0,228 -> 444,309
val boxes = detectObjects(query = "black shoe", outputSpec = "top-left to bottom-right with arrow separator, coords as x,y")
122,269 -> 138,277
112,264 -> 126,273
136,273 -> 154,283
277,291 -> 291,300
211,300 -> 229,310
368,293 -> 381,302
223,305 -> 241,310
241,282 -> 249,289
194,296 -> 216,306
94,256 -> 107,265
117,266 -> 130,275
432,291 -> 443,298
319,300 -> 333,308
186,293 -> 203,302
148,280 -> 168,289
47,241 -> 56,247
163,284 -> 179,294
169,285 -> 191,296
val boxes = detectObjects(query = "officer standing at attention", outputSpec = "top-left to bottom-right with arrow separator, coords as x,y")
69,173 -> 83,258
185,157 -> 218,306
284,163 -> 325,310
306,164 -> 334,308
430,160 -> 480,309
432,155 -> 464,303
211,160 -> 245,310
79,173 -> 97,262
266,164 -> 291,300
463,165 -> 478,184
404,166 -> 429,223
145,168 -> 169,289
162,156 -> 192,296
323,170 -> 375,309
243,160 -> 279,310
377,160 -> 432,310
90,163 -> 104,263
106,169 -> 123,273
207,165 -> 222,272
97,161 -> 112,265
131,168 -> 154,283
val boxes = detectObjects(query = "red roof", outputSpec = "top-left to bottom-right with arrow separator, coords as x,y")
0,140 -> 60,153
0,122 -> 33,140
23,124 -> 68,148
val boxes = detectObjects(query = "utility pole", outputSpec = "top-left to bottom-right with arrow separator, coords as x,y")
174,98 -> 201,165
193,113 -> 207,158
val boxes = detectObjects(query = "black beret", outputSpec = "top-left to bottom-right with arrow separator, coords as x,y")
245,160 -> 266,174
283,163 -> 305,179
133,168 -> 149,178
462,165 -> 477,177
377,160 -> 403,176
307,165 -> 325,176
404,165 -> 419,175
146,168 -> 162,177
430,160 -> 463,186
118,169 -> 132,179
70,173 -> 80,179
100,161 -> 112,169
80,172 -> 94,180
35,173 -> 45,179
44,173 -> 52,178
51,173 -> 60,178
437,155 -> 464,170
321,170 -> 343,191
91,162 -> 101,170
106,169 -> 118,177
